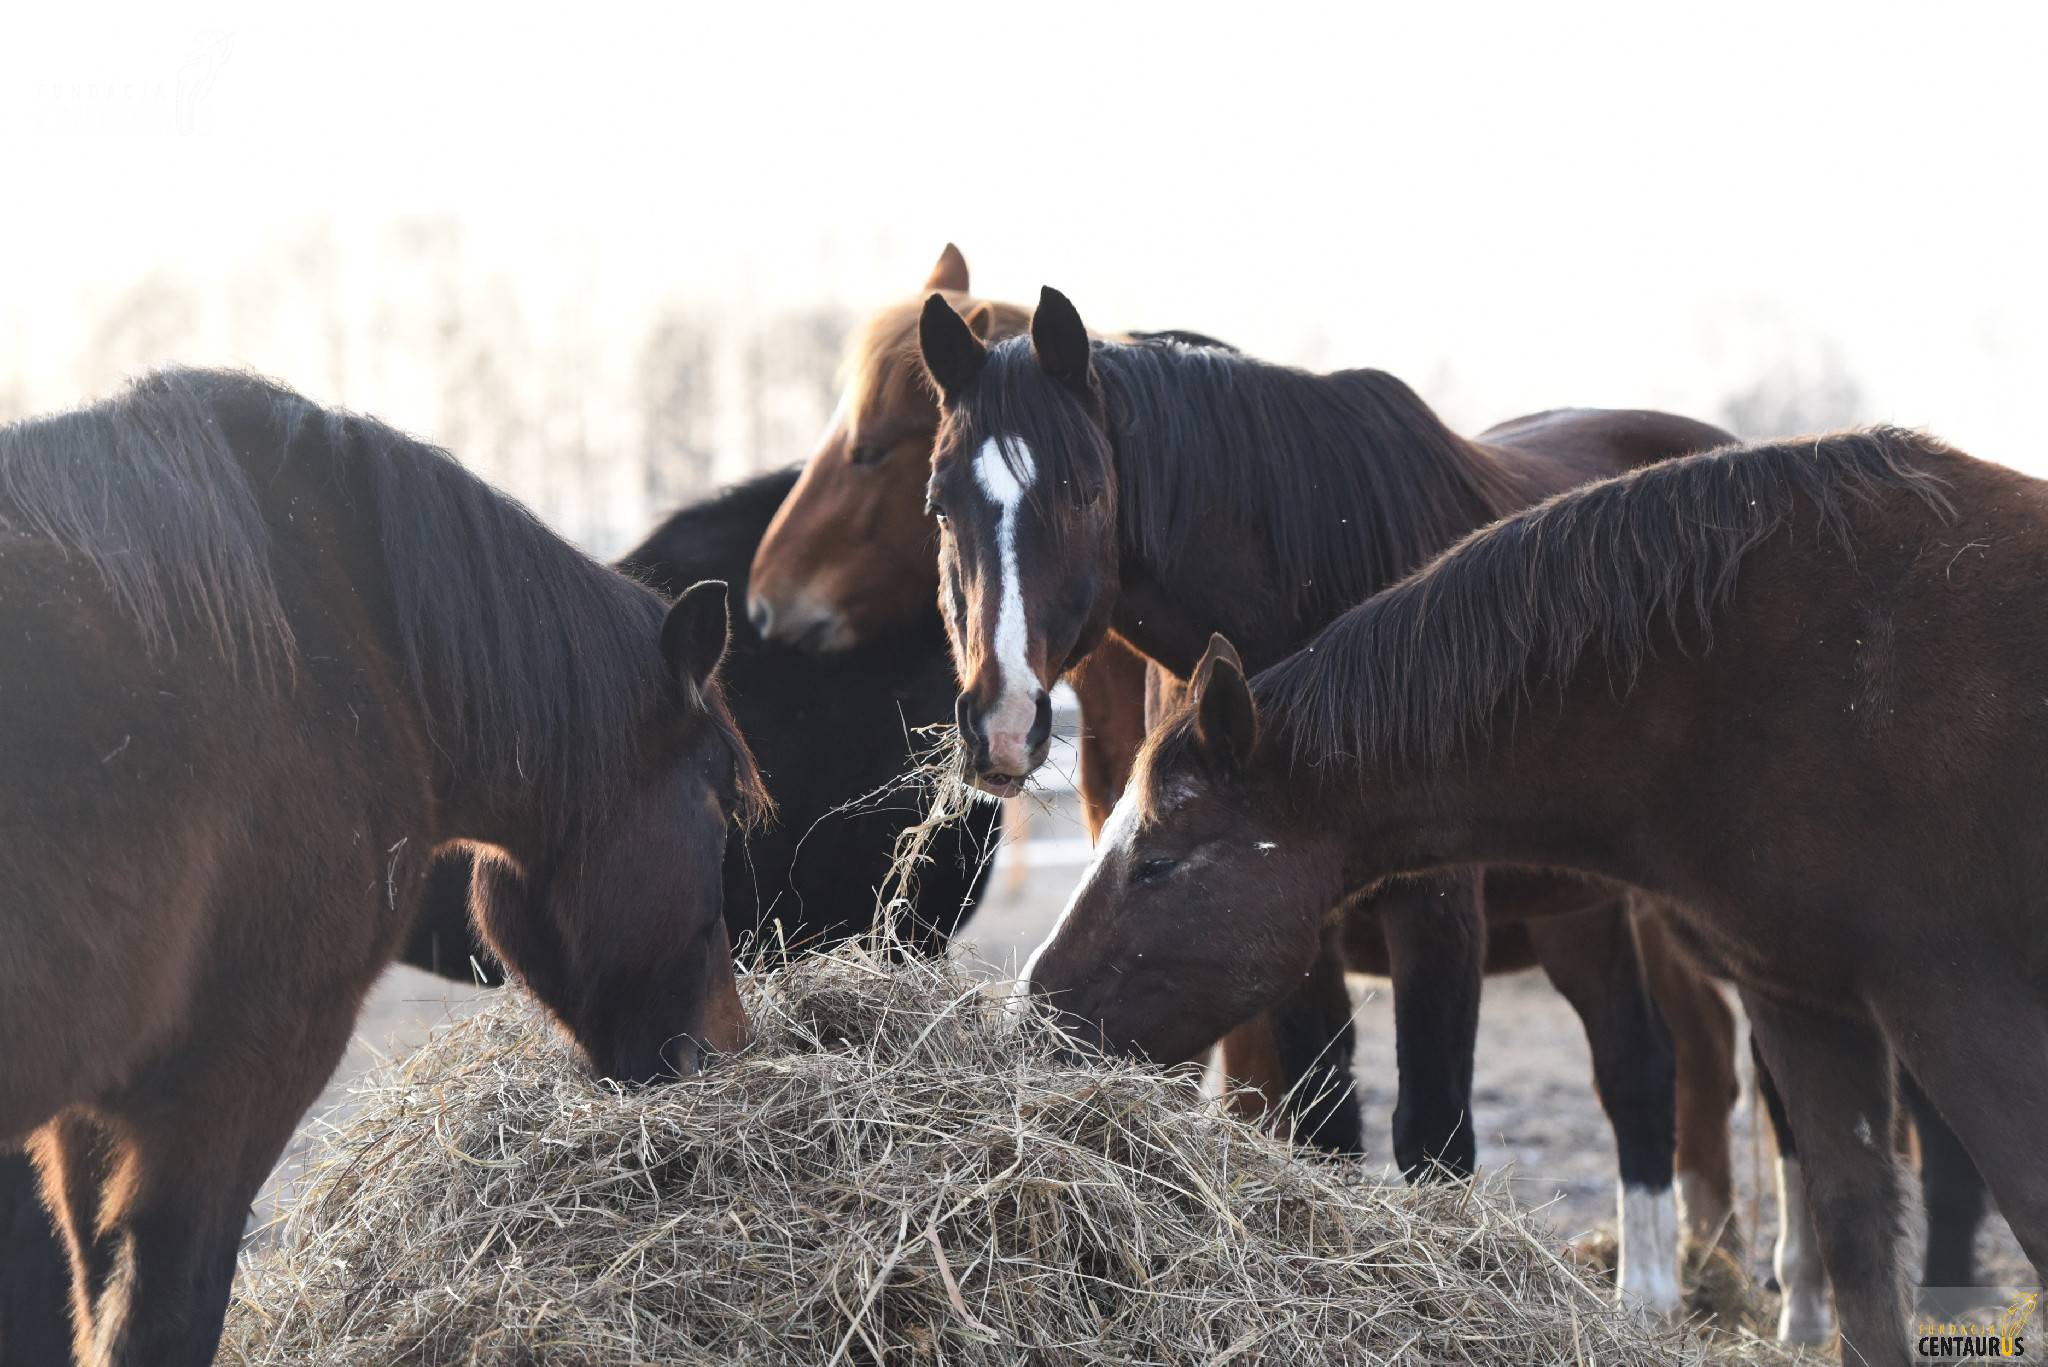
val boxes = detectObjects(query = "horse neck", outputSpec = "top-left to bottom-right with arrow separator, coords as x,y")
1103,350 -> 1524,675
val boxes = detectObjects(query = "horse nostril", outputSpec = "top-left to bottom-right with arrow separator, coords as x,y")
1026,690 -> 1052,753
747,599 -> 773,639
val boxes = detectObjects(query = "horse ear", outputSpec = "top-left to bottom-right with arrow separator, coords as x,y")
1031,286 -> 1093,395
964,302 -> 996,340
1191,634 -> 1256,772
923,242 -> 970,293
662,580 -> 731,695
919,293 -> 987,403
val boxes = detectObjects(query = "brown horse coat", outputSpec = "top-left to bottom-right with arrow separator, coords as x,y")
0,371 -> 764,1366
1027,429 -> 2045,1367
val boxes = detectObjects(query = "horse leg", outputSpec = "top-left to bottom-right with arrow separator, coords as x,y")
1375,868 -> 1484,1180
1217,1014 -> 1287,1133
1752,1033 -> 1836,1343
1265,929 -> 1364,1155
0,1150 -> 72,1367
1743,993 -> 1907,1367
34,1017 -> 349,1367
1898,1070 -> 1986,1288
1527,902 -> 1680,1319
1633,905 -> 1741,1254
1871,984 -> 2048,1286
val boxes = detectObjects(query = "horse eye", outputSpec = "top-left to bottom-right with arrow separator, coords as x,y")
925,496 -> 947,524
1130,856 -> 1178,886
1076,486 -> 1101,510
850,444 -> 889,467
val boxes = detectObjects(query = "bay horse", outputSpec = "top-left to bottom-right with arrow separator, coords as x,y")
0,370 -> 767,1367
1022,428 -> 2046,1367
403,465 -> 999,979
920,285 -> 1738,1312
745,244 -> 1165,835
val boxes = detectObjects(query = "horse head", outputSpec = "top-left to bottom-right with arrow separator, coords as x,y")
920,285 -> 1122,794
470,580 -> 771,1083
748,245 -> 1030,651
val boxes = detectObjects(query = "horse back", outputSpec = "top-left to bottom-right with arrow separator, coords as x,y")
1477,408 -> 1736,499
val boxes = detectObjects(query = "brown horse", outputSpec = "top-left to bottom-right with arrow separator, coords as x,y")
920,285 -> 1738,1312
1024,429 -> 2045,1367
0,370 -> 767,1366
746,245 -> 1157,835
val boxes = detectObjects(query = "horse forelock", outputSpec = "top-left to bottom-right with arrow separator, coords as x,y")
1251,427 -> 1958,777
943,340 -> 1116,532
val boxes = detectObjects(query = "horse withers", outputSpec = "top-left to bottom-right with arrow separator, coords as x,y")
0,371 -> 766,1367
1023,429 -> 2046,1367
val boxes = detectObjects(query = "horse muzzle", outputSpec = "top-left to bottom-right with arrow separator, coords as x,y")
955,687 -> 1052,795
746,589 -> 856,652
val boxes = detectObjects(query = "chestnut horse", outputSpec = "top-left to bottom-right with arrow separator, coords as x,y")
920,285 -> 1740,1312
1023,429 -> 2044,1367
0,371 -> 765,1366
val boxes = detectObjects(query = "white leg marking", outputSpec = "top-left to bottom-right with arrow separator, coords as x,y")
1012,781 -> 1140,1007
1773,1155 -> 1836,1344
1674,1168 -> 1734,1250
1617,1182 -> 1683,1320
974,436 -> 1040,773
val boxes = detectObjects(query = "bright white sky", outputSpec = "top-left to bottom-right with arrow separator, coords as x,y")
3,1 -> 2045,464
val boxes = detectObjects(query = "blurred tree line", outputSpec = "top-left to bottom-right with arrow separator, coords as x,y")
23,217 -> 847,556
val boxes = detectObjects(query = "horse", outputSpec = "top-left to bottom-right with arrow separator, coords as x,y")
402,464 -> 1000,980
745,243 -> 1163,836
1021,428 -> 2045,1367
918,284 -> 1740,1312
0,369 -> 767,1367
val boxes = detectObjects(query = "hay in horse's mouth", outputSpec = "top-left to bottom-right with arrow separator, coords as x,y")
226,946 -> 1814,1365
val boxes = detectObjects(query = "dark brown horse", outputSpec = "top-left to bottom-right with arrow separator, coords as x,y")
0,370 -> 766,1366
1024,429 -> 2045,1367
920,285 -> 1736,1312
745,245 -> 1158,836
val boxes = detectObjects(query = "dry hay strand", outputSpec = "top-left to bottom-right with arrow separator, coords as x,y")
226,947 -> 1786,1366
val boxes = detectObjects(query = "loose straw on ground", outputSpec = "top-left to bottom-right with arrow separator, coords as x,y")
225,944 -> 1823,1366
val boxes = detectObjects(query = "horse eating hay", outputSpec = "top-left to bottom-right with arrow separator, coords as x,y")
1023,427 -> 2047,1367
0,370 -> 766,1366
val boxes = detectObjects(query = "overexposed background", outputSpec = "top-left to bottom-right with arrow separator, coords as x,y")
5,1 -> 2044,554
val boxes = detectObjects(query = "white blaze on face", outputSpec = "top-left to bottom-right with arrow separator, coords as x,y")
974,435 -> 1041,773
1014,780 -> 1142,1004
1615,1183 -> 1681,1321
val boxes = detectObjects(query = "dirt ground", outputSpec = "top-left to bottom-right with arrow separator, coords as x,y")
263,783 -> 2030,1296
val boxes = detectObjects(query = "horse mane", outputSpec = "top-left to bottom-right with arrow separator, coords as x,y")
0,367 -> 767,832
844,291 -> 1033,432
1248,427 -> 1956,773
960,337 -> 1527,619
0,368 -> 294,679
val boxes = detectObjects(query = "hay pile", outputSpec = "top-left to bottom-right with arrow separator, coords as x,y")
225,946 -> 1788,1366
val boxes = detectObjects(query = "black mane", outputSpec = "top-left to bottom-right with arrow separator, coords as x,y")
1249,427 -> 1955,772
954,335 -> 1524,620
0,368 -> 744,831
